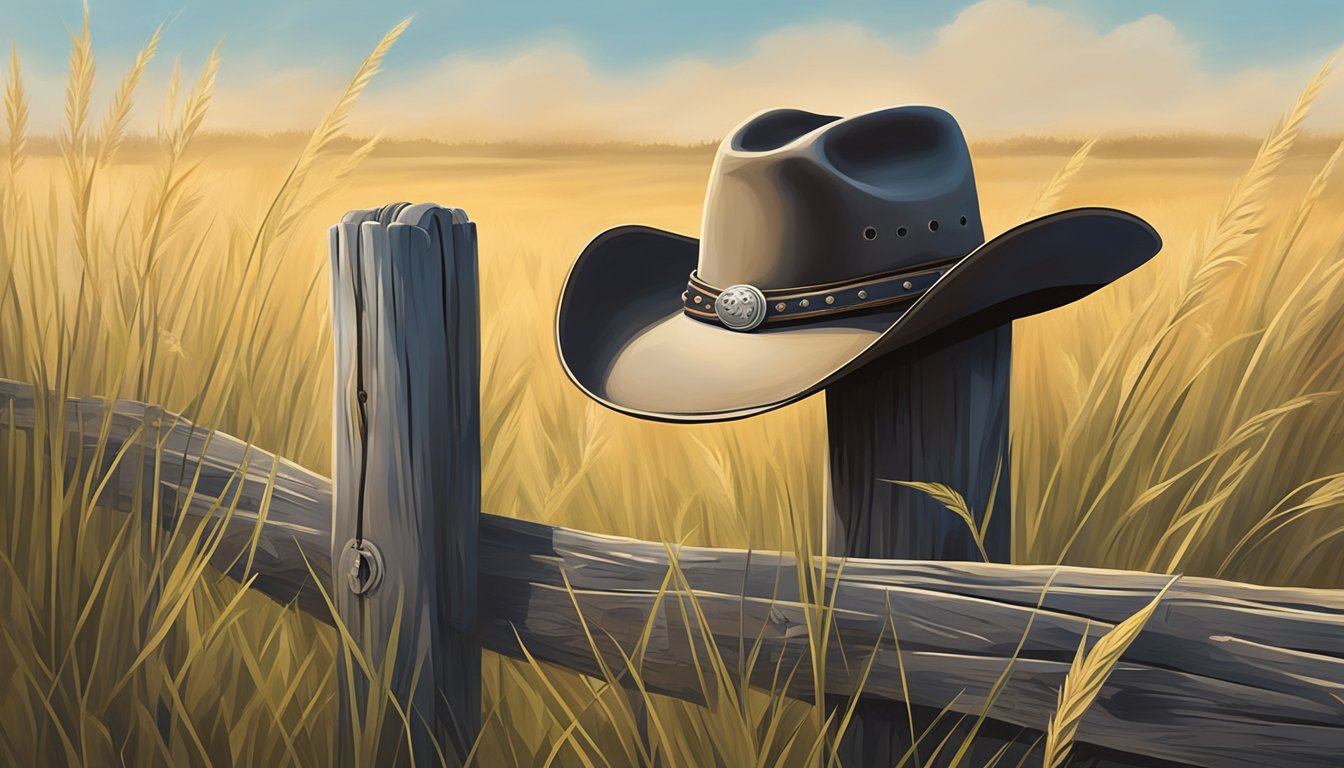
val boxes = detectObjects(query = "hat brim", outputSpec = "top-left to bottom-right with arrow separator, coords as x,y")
556,208 -> 1160,423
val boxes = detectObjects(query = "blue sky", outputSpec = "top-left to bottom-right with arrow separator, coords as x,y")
7,0 -> 1340,74
5,1 -> 1344,140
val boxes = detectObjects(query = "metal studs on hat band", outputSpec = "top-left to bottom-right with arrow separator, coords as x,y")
714,284 -> 767,331
683,253 -> 961,331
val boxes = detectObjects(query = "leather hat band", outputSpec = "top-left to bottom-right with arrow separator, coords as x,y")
682,255 -> 961,331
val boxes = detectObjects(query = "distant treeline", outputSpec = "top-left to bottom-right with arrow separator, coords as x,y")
18,131 -> 1344,160
972,134 -> 1344,158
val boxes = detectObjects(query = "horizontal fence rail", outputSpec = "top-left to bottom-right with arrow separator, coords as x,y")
3,378 -> 1343,767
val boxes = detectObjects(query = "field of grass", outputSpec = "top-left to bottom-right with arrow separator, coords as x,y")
3,19 -> 1344,767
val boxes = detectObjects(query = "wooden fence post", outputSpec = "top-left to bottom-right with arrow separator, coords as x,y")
826,323 -> 1017,766
330,203 -> 481,766
826,324 -> 1174,767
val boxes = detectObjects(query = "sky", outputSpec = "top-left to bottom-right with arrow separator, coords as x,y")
5,0 -> 1344,142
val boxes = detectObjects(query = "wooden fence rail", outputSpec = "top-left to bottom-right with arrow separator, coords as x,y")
3,376 -> 1343,767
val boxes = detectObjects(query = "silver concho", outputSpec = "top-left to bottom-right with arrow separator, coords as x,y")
714,284 -> 767,331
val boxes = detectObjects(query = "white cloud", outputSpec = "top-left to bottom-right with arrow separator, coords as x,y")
20,0 -> 1344,142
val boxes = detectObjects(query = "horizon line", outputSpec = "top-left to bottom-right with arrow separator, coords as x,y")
14,131 -> 1344,159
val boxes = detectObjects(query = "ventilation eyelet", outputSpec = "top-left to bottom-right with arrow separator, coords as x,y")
960,215 -> 968,226
863,226 -> 878,241
896,226 -> 908,237
928,220 -> 940,232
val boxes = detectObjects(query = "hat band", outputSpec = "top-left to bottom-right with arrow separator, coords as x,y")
682,255 -> 960,331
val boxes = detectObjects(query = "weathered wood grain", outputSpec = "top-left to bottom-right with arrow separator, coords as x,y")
486,520 -> 1344,767
4,379 -> 1344,766
827,324 -> 1013,563
329,203 -> 481,766
827,323 -> 1018,765
0,379 -> 332,616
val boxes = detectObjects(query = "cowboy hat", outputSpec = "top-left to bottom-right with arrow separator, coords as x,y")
556,105 -> 1160,422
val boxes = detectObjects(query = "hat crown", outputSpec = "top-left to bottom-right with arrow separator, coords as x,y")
697,106 -> 985,290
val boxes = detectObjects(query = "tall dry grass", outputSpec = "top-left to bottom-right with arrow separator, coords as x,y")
1042,577 -> 1175,768
0,10 -> 406,766
1014,55 -> 1344,587
3,10 -> 1344,768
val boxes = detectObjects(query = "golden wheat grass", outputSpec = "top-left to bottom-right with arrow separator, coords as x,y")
0,15 -> 412,767
1023,51 -> 1344,582
4,44 -> 27,177
1026,139 -> 1095,217
883,480 -> 992,561
1042,578 -> 1177,768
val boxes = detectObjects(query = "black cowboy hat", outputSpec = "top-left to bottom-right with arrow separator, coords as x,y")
556,105 -> 1160,422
